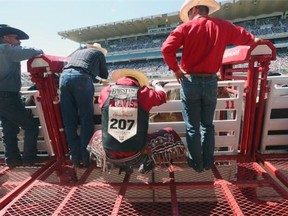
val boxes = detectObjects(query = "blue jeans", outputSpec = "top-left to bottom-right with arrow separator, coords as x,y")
0,92 -> 39,164
180,75 -> 218,171
59,69 -> 95,166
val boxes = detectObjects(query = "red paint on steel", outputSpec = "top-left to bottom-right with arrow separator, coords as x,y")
257,154 -> 288,189
221,40 -> 276,157
0,160 -> 55,210
111,172 -> 131,216
251,57 -> 271,159
27,56 -> 68,158
169,166 -> 179,216
246,62 -> 259,155
46,72 -> 68,155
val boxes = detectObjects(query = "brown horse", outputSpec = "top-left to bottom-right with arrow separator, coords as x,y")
149,88 -> 183,122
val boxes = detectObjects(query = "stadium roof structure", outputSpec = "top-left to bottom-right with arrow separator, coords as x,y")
58,0 -> 288,44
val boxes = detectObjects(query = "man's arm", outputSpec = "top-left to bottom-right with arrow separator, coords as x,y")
5,44 -> 44,62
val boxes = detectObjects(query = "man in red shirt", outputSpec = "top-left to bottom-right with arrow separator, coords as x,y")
87,69 -> 186,173
161,0 -> 259,172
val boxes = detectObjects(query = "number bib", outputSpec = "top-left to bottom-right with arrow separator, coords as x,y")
107,86 -> 138,143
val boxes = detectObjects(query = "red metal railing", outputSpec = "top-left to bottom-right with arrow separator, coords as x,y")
27,55 -> 68,158
1,41 -> 287,215
221,40 -> 276,157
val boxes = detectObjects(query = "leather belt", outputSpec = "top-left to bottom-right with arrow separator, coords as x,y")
183,72 -> 217,77
63,67 -> 90,75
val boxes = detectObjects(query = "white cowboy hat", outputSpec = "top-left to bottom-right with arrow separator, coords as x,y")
0,24 -> 29,40
85,43 -> 108,55
112,69 -> 149,87
180,0 -> 221,23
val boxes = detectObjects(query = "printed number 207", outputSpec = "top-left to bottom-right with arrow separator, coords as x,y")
110,118 -> 135,130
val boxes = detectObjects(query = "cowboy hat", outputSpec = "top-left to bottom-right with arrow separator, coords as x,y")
180,0 -> 221,23
112,69 -> 149,87
85,43 -> 108,55
0,24 -> 29,40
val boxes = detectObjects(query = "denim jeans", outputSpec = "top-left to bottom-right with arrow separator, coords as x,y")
0,92 -> 39,164
59,69 -> 95,166
180,75 -> 218,171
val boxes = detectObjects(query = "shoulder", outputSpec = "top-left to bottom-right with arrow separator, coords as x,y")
0,43 -> 13,50
212,17 -> 234,26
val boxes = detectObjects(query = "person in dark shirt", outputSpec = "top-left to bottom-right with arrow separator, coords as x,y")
87,69 -> 186,173
0,24 -> 44,168
59,43 -> 109,167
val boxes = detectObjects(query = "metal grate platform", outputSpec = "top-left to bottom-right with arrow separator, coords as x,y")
257,154 -> 288,189
1,157 -> 287,216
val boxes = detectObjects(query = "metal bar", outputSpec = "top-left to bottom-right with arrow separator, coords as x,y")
46,72 -> 68,155
42,79 -> 65,158
0,164 -> 10,177
246,63 -> 259,156
111,171 -> 131,216
217,180 -> 245,216
0,159 -> 55,211
223,67 -> 249,73
212,165 -> 244,216
223,75 -> 248,81
256,153 -> 288,160
252,162 -> 288,198
37,158 -> 64,181
168,166 -> 179,216
83,179 -> 270,190
36,81 -> 60,158
251,58 -> 270,159
239,65 -> 252,154
51,165 -> 94,216
263,161 -> 288,189
257,154 -> 288,189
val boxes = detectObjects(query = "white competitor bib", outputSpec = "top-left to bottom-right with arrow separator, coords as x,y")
108,86 -> 138,143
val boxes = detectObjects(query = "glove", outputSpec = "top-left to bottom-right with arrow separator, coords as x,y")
99,79 -> 109,85
151,80 -> 169,87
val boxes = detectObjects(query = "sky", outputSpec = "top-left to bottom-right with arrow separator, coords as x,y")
0,0 -> 188,57
1,0 -> 225,71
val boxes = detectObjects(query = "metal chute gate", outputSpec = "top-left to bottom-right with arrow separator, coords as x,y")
0,41 -> 287,215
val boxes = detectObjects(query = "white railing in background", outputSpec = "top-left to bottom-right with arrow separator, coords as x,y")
260,75 -> 288,153
94,80 -> 245,155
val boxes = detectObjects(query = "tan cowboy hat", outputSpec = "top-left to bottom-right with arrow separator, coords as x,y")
180,0 -> 221,23
0,24 -> 29,40
112,69 -> 149,87
85,43 -> 108,55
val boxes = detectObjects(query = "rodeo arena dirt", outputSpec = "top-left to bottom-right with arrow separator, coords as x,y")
1,0 -> 288,215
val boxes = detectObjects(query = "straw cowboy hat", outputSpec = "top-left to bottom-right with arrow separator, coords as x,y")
180,0 -> 221,22
85,43 -> 108,55
0,24 -> 29,40
112,69 -> 149,87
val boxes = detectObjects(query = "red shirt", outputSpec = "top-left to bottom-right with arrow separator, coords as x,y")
161,16 -> 256,73
98,77 -> 166,111
98,77 -> 167,159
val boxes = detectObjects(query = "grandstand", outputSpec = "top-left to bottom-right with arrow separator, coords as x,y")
55,0 -> 288,80
19,0 -> 288,87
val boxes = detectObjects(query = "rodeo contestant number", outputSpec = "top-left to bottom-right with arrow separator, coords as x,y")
110,118 -> 135,130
